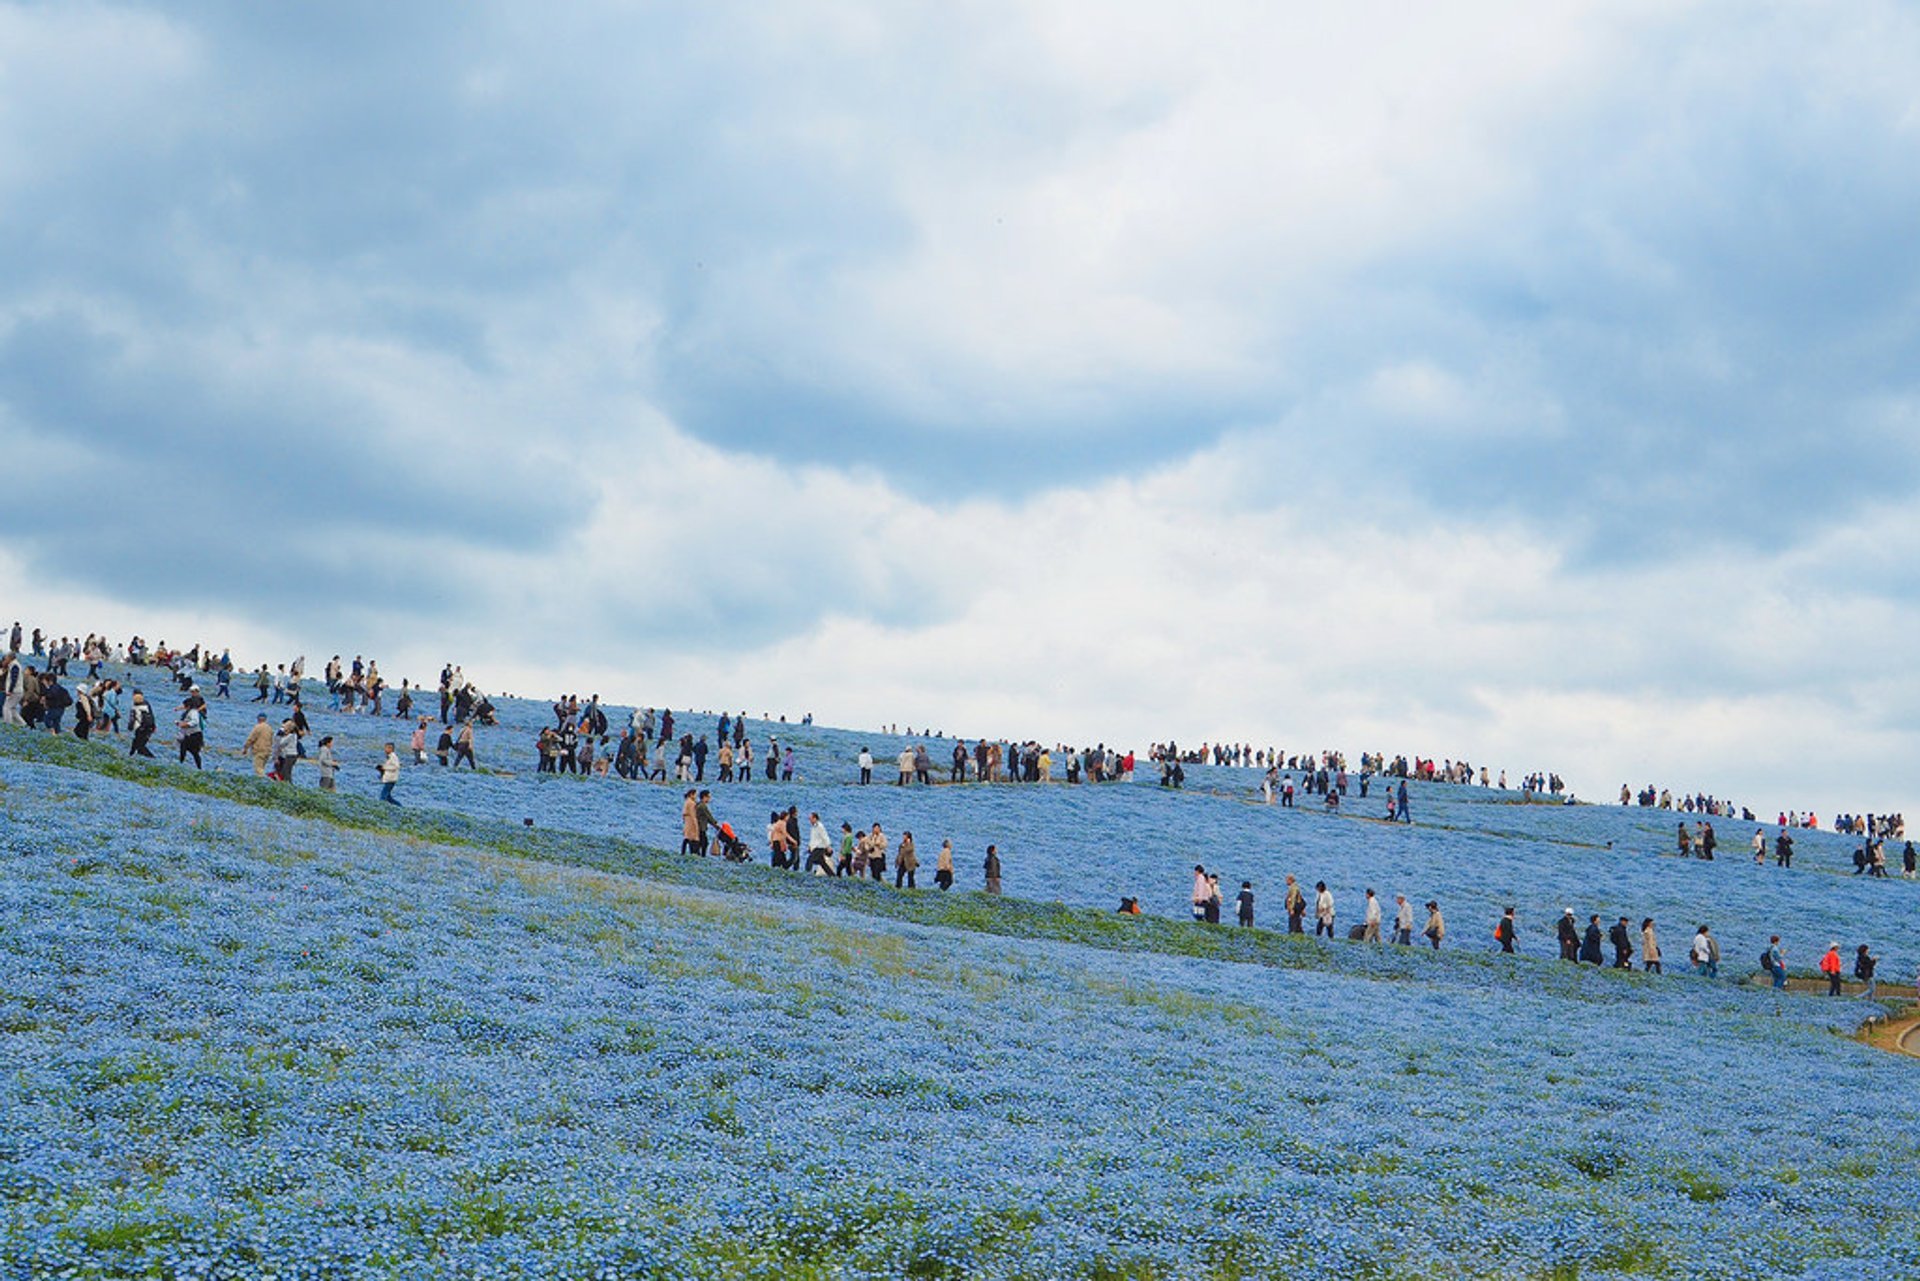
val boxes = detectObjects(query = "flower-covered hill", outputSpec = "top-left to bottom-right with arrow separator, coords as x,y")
3,742 -> 1919,1279
88,661 -> 1920,987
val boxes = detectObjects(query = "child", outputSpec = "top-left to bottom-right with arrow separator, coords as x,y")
1236,881 -> 1255,928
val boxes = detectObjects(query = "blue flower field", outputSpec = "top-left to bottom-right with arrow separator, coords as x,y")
2,674 -> 1918,1278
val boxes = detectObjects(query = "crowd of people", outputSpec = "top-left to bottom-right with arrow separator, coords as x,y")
6,619 -> 1915,1008
676,789 -> 1002,894
1170,868 -> 1901,1000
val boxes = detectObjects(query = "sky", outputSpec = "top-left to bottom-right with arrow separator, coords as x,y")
3,0 -> 1918,815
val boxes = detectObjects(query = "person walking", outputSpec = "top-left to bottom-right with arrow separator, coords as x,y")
175,702 -> 205,770
1691,925 -> 1719,979
935,839 -> 954,890
1495,907 -> 1518,954
982,844 -> 1002,895
127,691 -> 157,757
1362,889 -> 1382,943
1422,901 -> 1445,950
378,743 -> 401,805
1284,875 -> 1306,933
317,736 -> 339,792
1640,918 -> 1661,974
806,813 -> 832,875
1767,936 -> 1787,989
1393,894 -> 1414,946
1855,945 -> 1878,1000
272,719 -> 300,784
243,713 -> 273,776
1557,909 -> 1580,962
1579,915 -> 1604,965
1314,882 -> 1335,939
1191,865 -> 1211,924
1608,916 -> 1634,969
680,790 -> 700,856
1819,942 -> 1843,997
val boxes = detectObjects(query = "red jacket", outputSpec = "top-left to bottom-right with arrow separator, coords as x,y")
1818,949 -> 1842,975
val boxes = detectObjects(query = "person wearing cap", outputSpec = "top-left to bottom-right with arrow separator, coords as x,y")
1556,908 -> 1580,962
1819,942 -> 1843,996
242,713 -> 274,776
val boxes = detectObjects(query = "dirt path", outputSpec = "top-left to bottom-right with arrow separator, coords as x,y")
1861,1014 -> 1920,1059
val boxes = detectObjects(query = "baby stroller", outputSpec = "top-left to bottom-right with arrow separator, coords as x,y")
715,823 -> 750,862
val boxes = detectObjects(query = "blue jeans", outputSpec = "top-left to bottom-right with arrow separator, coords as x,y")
1771,965 -> 1786,989
44,709 -> 65,733
379,782 -> 398,805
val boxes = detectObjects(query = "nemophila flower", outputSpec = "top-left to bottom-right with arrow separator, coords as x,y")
2,696 -> 1917,1277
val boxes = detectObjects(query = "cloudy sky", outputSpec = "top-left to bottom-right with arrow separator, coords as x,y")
3,0 -> 1918,813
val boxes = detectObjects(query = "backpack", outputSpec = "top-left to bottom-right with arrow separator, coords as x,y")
1759,950 -> 1773,971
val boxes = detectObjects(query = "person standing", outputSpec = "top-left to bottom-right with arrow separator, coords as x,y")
317,736 -> 339,792
982,844 -> 1002,895
1284,876 -> 1306,933
680,791 -> 700,856
1767,936 -> 1787,989
1393,894 -> 1413,946
895,831 -> 919,888
1495,907 -> 1518,954
1751,829 -> 1766,863
1236,881 -> 1255,927
1423,901 -> 1445,950
1775,829 -> 1794,868
935,839 -> 954,890
1362,889 -> 1382,943
1191,866 -> 1210,924
1641,918 -> 1662,974
858,747 -> 873,786
378,743 -> 401,805
695,791 -> 717,857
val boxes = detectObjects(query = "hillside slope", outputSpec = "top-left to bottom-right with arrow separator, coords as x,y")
3,736 -> 1918,1278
